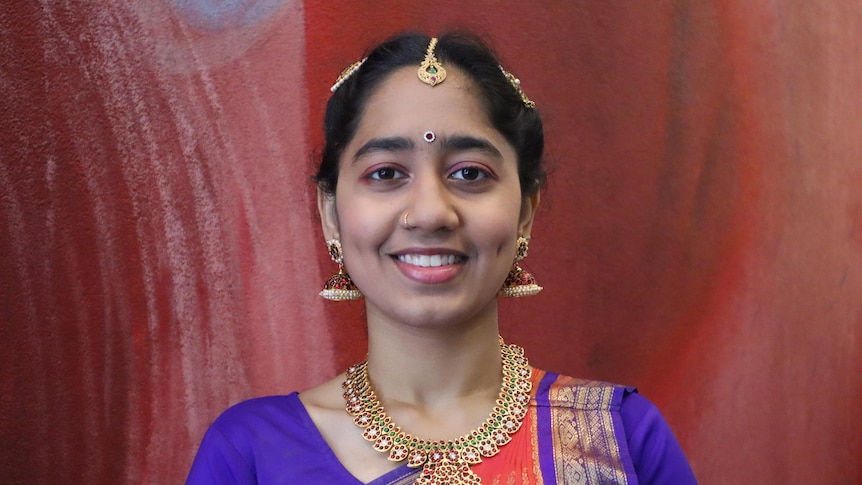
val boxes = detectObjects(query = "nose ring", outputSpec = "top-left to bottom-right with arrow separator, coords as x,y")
401,211 -> 415,229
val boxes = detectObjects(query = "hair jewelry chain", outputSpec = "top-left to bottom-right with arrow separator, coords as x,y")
342,338 -> 532,484
499,66 -> 535,109
329,37 -> 535,109
330,58 -> 367,92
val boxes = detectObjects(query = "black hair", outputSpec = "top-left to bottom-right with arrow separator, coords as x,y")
315,32 -> 545,197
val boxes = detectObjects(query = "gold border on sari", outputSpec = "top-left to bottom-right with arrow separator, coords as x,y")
547,377 -> 628,485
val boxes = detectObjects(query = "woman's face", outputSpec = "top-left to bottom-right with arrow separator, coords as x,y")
320,66 -> 538,328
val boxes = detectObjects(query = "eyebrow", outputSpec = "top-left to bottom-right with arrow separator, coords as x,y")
439,135 -> 503,160
351,134 -> 504,163
353,136 -> 415,162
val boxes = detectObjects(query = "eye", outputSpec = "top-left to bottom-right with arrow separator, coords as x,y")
367,166 -> 406,180
449,166 -> 492,181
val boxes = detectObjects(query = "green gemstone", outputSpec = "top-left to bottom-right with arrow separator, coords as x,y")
429,67 -> 437,74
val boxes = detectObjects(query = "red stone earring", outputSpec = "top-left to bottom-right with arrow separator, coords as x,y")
499,236 -> 543,298
320,239 -> 363,301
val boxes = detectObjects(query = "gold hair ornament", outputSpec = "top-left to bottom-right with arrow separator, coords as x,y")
417,38 -> 446,86
330,58 -> 367,93
499,66 -> 535,109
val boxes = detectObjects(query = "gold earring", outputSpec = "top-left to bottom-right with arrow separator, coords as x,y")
320,239 -> 363,301
499,236 -> 542,298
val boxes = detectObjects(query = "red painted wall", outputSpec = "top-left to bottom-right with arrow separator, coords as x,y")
2,1 -> 860,483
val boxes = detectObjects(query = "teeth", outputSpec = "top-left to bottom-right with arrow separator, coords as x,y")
398,254 -> 460,267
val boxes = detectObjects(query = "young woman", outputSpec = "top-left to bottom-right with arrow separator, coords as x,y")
187,32 -> 697,484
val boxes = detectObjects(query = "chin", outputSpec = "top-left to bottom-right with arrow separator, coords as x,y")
372,294 -> 498,329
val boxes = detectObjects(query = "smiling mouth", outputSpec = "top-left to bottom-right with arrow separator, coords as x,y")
396,254 -> 464,267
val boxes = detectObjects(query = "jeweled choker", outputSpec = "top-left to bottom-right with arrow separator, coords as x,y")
342,339 -> 532,484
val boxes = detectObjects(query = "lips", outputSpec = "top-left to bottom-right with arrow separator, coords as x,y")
396,254 -> 463,267
392,250 -> 466,284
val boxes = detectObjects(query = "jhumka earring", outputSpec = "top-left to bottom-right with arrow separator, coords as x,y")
499,236 -> 543,297
320,239 -> 362,301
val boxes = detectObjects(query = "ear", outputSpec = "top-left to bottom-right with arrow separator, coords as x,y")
517,191 -> 541,237
317,187 -> 340,241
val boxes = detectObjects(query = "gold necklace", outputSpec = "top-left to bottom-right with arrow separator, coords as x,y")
342,339 -> 532,485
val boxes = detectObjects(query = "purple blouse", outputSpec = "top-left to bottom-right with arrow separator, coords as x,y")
187,377 -> 696,484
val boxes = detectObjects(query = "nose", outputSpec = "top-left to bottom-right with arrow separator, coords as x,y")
404,171 -> 459,232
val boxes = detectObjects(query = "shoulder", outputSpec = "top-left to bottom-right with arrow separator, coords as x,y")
616,391 -> 698,484
531,370 -> 697,484
208,393 -> 308,438
187,393 -> 320,484
531,369 -> 664,416
531,369 -> 630,411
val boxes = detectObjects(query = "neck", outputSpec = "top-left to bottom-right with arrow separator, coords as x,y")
363,309 -> 503,407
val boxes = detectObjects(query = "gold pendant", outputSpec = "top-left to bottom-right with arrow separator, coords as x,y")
416,455 -> 482,485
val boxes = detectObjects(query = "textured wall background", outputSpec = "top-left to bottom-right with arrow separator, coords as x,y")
1,1 -> 860,483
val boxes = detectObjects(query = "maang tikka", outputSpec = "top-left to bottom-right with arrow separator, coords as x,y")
417,37 -> 446,86
320,239 -> 363,301
499,236 -> 543,297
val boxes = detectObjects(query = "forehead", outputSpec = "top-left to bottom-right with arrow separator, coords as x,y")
348,66 -> 505,149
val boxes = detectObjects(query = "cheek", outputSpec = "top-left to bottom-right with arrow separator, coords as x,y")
333,174 -> 363,231
334,196 -> 388,254
472,200 -> 523,253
